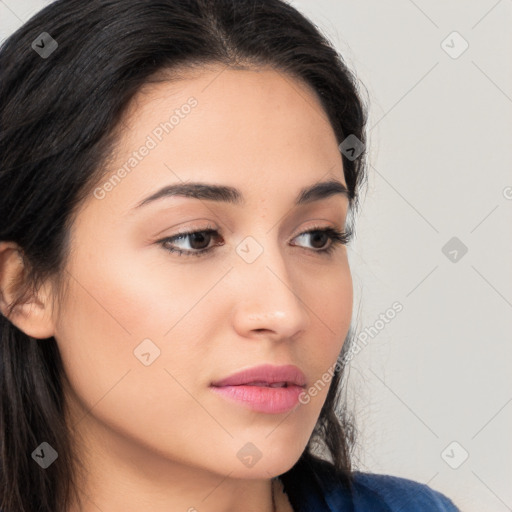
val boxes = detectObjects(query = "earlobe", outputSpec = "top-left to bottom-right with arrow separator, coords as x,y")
0,241 -> 56,339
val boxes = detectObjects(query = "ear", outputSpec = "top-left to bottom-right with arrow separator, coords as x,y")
0,241 -> 56,339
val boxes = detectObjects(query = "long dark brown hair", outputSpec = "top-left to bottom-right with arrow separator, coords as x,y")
0,0 -> 368,510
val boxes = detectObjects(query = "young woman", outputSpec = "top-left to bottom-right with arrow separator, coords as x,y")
0,1 -> 460,511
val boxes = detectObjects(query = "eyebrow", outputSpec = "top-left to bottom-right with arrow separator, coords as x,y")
133,179 -> 351,210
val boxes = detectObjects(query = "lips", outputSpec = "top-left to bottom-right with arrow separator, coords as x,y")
245,381 -> 288,388
210,364 -> 307,388
210,364 -> 307,414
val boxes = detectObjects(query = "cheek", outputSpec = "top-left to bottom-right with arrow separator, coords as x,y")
53,248 -> 227,423
94,246 -> 232,338
53,257 -> 213,459
60,238 -> 227,339
298,263 -> 352,408
304,260 -> 353,359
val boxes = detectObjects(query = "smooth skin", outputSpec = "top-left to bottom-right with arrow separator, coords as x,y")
0,65 -> 353,512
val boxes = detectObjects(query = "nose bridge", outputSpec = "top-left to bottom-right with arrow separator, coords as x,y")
230,232 -> 310,337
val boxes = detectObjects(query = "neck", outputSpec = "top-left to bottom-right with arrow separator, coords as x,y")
64,393 -> 295,512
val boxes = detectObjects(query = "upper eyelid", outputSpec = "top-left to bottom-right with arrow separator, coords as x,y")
164,225 -> 340,241
159,225 -> 348,254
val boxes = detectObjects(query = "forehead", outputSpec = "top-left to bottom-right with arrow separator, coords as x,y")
117,64 -> 339,154
91,65 -> 346,214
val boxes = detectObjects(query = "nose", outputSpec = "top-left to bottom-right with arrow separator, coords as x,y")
229,238 -> 311,341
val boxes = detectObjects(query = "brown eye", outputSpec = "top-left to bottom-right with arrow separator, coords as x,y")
159,228 -> 222,257
187,231 -> 212,250
308,231 -> 330,249
291,227 -> 352,255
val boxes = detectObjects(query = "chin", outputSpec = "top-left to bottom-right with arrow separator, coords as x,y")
218,430 -> 311,480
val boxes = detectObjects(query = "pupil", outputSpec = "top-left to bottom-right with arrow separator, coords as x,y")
190,232 -> 210,250
311,232 -> 327,249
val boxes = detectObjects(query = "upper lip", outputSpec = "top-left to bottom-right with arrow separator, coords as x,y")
210,364 -> 307,388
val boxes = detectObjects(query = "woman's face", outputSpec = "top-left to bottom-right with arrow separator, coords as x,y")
54,65 -> 353,481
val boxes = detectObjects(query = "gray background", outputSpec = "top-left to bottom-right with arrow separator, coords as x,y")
1,1 -> 511,511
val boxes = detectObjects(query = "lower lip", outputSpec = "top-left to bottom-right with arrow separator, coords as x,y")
210,384 -> 304,414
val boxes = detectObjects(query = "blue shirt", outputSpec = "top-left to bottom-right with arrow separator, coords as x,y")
279,454 -> 460,511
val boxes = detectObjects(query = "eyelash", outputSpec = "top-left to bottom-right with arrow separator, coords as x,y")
157,223 -> 352,258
